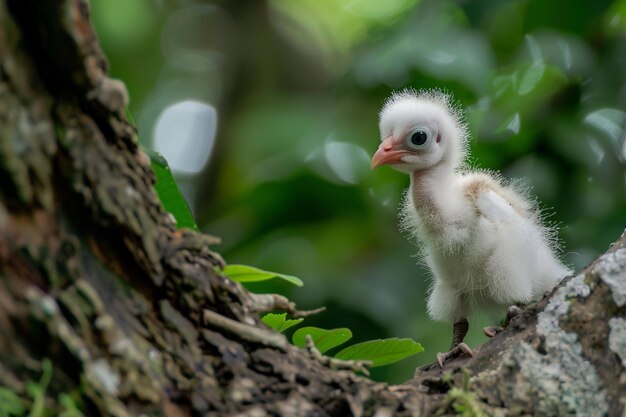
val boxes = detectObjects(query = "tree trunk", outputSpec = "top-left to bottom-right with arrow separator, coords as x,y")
0,1 -> 624,416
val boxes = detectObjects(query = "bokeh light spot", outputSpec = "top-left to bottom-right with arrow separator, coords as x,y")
324,141 -> 371,185
153,100 -> 217,174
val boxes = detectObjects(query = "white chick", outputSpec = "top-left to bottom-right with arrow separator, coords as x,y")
371,89 -> 571,367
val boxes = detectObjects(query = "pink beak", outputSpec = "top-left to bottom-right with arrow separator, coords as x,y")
371,136 -> 408,169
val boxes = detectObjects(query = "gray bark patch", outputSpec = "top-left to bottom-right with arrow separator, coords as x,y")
515,274 -> 609,417
596,248 -> 626,307
608,317 -> 626,367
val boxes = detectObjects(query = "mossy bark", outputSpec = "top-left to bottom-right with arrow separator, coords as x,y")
0,1 -> 624,416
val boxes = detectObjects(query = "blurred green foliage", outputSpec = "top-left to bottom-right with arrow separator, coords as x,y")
93,0 -> 626,383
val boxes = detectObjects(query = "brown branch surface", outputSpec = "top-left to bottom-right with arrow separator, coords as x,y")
0,1 -> 624,416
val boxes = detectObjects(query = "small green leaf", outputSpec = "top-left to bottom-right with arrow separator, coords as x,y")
292,327 -> 352,353
147,150 -> 199,231
58,393 -> 85,417
26,359 -> 52,417
492,74 -> 515,97
222,264 -> 303,287
0,387 -> 26,416
261,313 -> 303,333
334,338 -> 424,367
518,62 -> 545,95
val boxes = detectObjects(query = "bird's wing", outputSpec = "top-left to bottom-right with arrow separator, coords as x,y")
462,173 -> 532,223
475,188 -> 518,223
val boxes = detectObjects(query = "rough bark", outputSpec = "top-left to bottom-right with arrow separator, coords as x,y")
0,1 -> 624,416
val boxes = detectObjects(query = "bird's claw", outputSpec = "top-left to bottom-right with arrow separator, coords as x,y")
482,325 -> 503,337
506,305 -> 523,319
436,342 -> 474,368
483,305 -> 523,338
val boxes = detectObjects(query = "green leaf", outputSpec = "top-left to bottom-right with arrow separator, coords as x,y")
58,393 -> 85,417
261,313 -> 303,333
0,387 -> 25,416
222,264 -> 303,287
146,150 -> 199,231
492,74 -> 515,97
25,359 -> 52,417
334,338 -> 424,367
518,62 -> 545,95
292,327 -> 352,353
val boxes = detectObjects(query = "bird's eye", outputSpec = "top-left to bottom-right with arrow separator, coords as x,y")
408,129 -> 431,149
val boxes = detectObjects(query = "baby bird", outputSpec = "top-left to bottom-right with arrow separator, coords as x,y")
371,89 -> 571,367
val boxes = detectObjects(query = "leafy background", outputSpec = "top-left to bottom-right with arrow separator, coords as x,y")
93,0 -> 626,383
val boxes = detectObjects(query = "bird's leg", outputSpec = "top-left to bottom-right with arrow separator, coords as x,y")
436,318 -> 474,368
451,317 -> 469,346
483,305 -> 523,337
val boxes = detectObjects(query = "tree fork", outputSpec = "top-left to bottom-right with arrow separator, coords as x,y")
0,1 -> 624,416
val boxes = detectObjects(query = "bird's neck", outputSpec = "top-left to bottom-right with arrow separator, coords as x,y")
408,164 -> 466,236
409,164 -> 457,211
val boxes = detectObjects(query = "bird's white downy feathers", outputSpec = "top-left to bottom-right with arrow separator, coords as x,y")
380,89 -> 572,323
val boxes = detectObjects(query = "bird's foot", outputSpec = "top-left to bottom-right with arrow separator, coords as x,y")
482,325 -> 503,337
483,305 -> 523,337
436,342 -> 474,368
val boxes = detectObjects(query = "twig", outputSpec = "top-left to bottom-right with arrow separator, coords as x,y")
248,293 -> 326,318
305,335 -> 372,376
202,309 -> 288,350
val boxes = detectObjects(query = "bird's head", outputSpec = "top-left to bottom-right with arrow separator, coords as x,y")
371,89 -> 468,174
